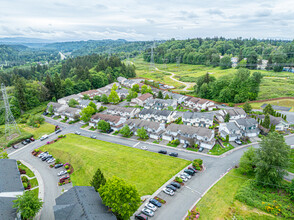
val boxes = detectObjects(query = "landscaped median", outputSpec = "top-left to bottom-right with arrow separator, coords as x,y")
39,133 -> 191,196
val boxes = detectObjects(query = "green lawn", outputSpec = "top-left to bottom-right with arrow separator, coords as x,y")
40,134 -> 190,196
240,98 -> 294,112
29,188 -> 39,199
289,149 -> 294,173
18,162 -> 35,178
208,143 -> 234,155
19,122 -> 55,139
30,178 -> 39,188
196,169 -> 276,219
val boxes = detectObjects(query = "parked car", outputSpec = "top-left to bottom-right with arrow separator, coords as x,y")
30,137 -> 35,141
135,213 -> 148,220
106,129 -> 114,134
58,170 -> 68,176
169,152 -> 178,157
171,181 -> 181,189
179,175 -> 188,182
45,156 -> 53,162
183,143 -> 189,148
163,188 -> 175,196
141,208 -> 154,217
47,158 -> 56,163
59,175 -> 70,183
235,139 -> 242,145
141,146 -> 148,150
188,166 -> 197,173
90,135 -> 96,139
145,203 -> 157,212
25,139 -> 31,143
12,145 -> 18,149
55,129 -> 62,134
40,135 -> 48,141
149,198 -> 162,207
166,184 -> 177,191
38,152 -> 48,158
74,131 -> 81,135
22,140 -> 28,145
158,150 -> 167,154
198,147 -> 204,152
182,172 -> 191,179
42,112 -> 48,116
184,169 -> 195,176
221,104 -> 227,107
42,155 -> 52,161
55,163 -> 64,169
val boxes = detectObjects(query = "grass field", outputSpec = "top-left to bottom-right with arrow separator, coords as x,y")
241,98 -> 294,112
196,169 -> 276,220
19,123 -> 55,139
18,162 -> 35,178
40,134 -> 190,196
131,56 -> 294,100
208,143 -> 234,155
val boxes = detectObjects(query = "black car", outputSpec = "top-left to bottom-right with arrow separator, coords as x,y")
169,152 -> 178,157
171,181 -> 181,189
42,112 -> 48,116
45,156 -> 53,162
184,169 -> 195,176
106,129 -> 114,134
166,184 -> 177,191
158,150 -> 167,154
54,163 -> 64,169
42,155 -> 51,161
188,167 -> 197,173
25,139 -> 31,143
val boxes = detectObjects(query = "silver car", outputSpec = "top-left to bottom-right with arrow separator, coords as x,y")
163,188 -> 175,196
179,175 -> 188,182
145,203 -> 157,212
47,158 -> 56,163
58,170 -> 68,176
141,208 -> 154,217
181,172 -> 191,179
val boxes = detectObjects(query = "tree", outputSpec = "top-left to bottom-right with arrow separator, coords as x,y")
90,168 -> 106,192
112,83 -> 118,91
137,127 -> 148,139
10,97 -> 21,118
157,91 -> 163,99
0,148 -> 8,159
164,94 -> 170,99
224,113 -> 230,122
99,176 -> 141,220
83,94 -> 90,100
126,90 -> 137,102
145,86 -> 153,94
243,102 -> 252,113
14,76 -> 27,111
88,101 -> 97,112
220,56 -> 231,69
13,191 -> 43,220
108,90 -> 120,104
98,120 -> 110,132
131,84 -> 140,93
141,85 -> 148,94
48,104 -> 53,114
93,95 -> 100,102
239,147 -> 256,175
101,94 -> 109,104
68,98 -> 79,108
263,104 -> 275,115
262,114 -> 270,129
80,106 -> 95,122
255,132 -> 291,187
120,125 -> 132,137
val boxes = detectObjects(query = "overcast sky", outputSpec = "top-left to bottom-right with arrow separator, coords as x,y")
0,0 -> 293,41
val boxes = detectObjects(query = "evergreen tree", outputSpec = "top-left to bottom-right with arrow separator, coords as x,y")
263,114 -> 270,129
224,113 -> 230,122
157,91 -> 163,99
90,168 -> 106,192
14,76 -> 27,111
243,102 -> 252,113
101,94 -> 109,104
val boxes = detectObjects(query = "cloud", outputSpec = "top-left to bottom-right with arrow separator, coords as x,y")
206,9 -> 224,16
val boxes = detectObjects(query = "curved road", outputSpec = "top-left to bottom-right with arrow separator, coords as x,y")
7,117 -> 294,220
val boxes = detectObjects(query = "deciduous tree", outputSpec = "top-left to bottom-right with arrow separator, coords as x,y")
137,127 -> 148,139
80,106 -> 95,122
239,147 -> 256,175
120,125 -> 132,137
108,90 -> 120,104
97,120 -> 110,132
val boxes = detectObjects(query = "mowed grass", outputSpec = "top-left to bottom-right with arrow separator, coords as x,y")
40,134 -> 190,196
197,169 -> 275,220
243,98 -> 294,112
19,123 -> 55,139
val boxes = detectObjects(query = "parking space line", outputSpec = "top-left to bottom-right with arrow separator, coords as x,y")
185,186 -> 202,195
133,142 -> 140,148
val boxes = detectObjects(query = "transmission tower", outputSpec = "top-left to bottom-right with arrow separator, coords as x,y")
176,56 -> 181,68
149,42 -> 156,71
1,83 -> 21,140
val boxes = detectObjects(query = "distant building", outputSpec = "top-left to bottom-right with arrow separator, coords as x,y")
54,186 -> 116,220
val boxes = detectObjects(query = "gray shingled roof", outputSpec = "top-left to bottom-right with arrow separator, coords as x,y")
182,112 -> 214,121
124,119 -> 162,130
47,102 -> 63,109
225,122 -> 241,132
54,186 -> 116,220
235,118 -> 258,128
0,197 -> 18,220
0,159 -> 23,193
107,105 -> 135,114
166,123 -> 213,138
139,108 -> 173,117
226,108 -> 246,117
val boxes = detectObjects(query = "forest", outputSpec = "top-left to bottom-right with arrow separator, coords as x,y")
143,38 -> 294,72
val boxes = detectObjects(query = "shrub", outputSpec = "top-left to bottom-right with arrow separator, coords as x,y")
175,176 -> 183,183
21,176 -> 29,183
34,149 -> 39,153
23,182 -> 28,189
56,159 -> 61,164
67,170 -> 70,173
193,159 -> 203,166
171,139 -> 180,145
65,165 -> 69,169
193,162 -> 201,170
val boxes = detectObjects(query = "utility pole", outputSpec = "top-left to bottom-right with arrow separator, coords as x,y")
1,83 -> 21,140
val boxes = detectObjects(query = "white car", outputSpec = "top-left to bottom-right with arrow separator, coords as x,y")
163,187 -> 175,196
141,146 -> 148,150
141,208 -> 154,217
40,135 -> 48,141
38,152 -> 46,158
58,170 -> 68,176
179,175 -> 188,182
75,131 -> 81,135
145,203 -> 157,212
47,158 -> 56,163
181,172 -> 191,179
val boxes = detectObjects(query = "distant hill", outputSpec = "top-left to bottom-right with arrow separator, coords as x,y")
0,37 -> 55,44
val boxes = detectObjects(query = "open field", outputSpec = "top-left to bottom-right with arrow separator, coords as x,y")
241,98 -> 294,112
40,134 -> 190,196
196,169 -> 276,220
131,56 -> 294,100
19,123 -> 55,139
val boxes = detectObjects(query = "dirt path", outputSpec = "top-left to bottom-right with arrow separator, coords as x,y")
155,67 -> 195,91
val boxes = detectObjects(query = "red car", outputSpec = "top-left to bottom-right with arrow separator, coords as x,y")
59,175 -> 70,183
30,137 -> 35,141
135,213 -> 148,220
